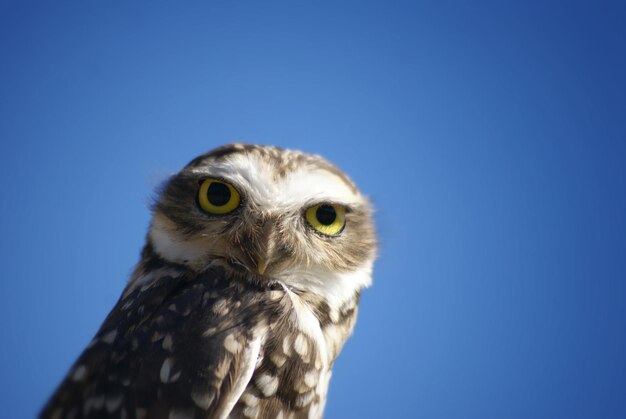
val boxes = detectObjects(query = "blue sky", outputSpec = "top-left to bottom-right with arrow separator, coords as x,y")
1,1 -> 625,418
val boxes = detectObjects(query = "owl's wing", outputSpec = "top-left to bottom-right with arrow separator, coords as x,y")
41,265 -> 264,419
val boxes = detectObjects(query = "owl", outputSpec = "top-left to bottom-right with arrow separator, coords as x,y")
41,143 -> 377,419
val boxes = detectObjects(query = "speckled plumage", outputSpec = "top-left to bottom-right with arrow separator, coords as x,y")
42,144 -> 377,419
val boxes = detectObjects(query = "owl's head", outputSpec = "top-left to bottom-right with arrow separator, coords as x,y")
148,144 -> 377,303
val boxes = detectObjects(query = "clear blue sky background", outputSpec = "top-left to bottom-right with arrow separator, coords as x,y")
1,1 -> 625,418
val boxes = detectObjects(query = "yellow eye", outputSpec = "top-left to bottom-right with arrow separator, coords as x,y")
198,179 -> 241,215
305,204 -> 346,236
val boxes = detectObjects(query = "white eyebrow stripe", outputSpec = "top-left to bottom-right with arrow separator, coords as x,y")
189,154 -> 362,210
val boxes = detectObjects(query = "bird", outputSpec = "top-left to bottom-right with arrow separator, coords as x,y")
41,143 -> 377,419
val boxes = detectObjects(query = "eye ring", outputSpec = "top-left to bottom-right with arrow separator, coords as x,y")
305,204 -> 346,236
198,179 -> 241,215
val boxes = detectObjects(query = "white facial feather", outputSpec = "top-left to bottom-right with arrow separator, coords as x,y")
189,153 -> 363,210
149,214 -> 209,264
277,261 -> 373,309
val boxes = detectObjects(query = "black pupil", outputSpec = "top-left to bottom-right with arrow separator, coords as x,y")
207,182 -> 231,206
316,205 -> 336,225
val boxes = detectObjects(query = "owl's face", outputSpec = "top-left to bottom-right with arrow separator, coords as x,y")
149,144 -> 376,304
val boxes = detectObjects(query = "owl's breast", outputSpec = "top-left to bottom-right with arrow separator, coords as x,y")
226,291 -> 330,419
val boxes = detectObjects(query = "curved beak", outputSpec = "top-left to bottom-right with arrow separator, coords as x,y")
252,217 -> 278,276
257,257 -> 270,276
